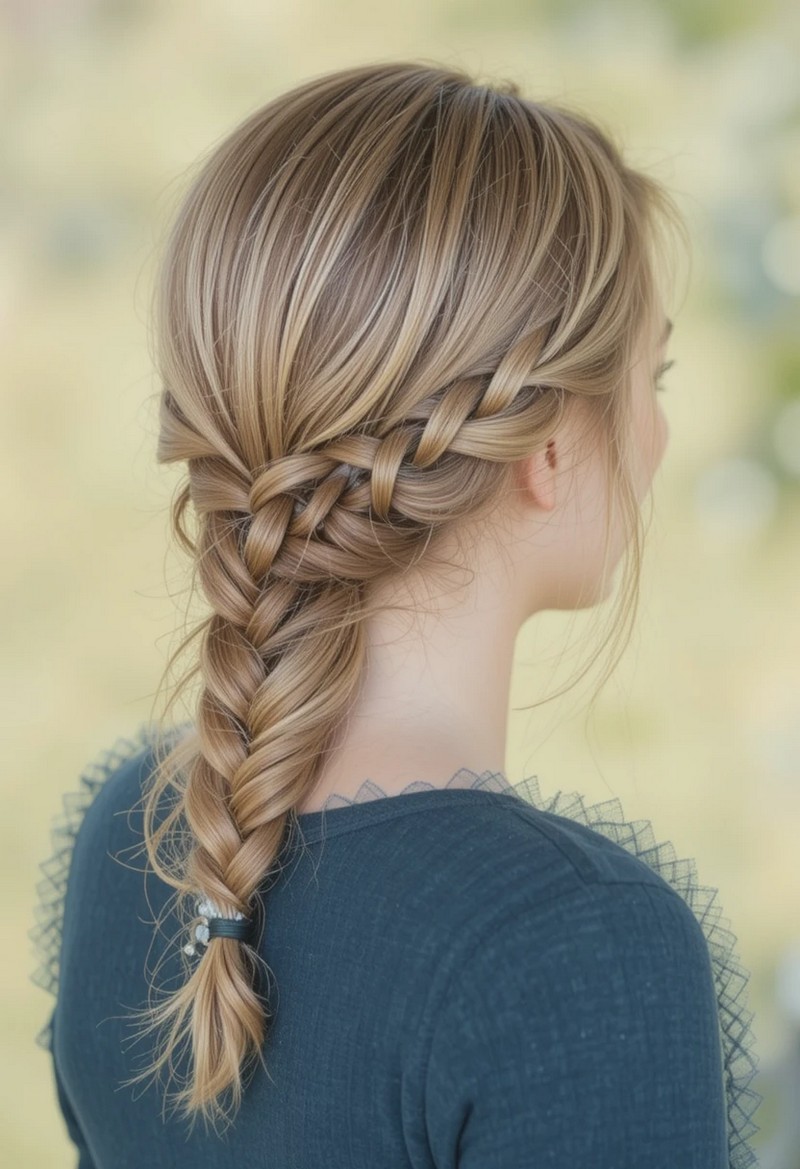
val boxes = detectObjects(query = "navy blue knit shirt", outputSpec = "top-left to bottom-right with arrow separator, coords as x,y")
30,726 -> 762,1167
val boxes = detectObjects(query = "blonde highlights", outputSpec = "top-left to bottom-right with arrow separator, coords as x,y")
122,61 -> 687,1130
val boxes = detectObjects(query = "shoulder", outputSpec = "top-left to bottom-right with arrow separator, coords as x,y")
320,785 -> 758,1165
491,793 -> 683,892
365,789 -> 716,1048
391,788 -> 721,1053
64,724 -> 170,855
29,722 -> 179,1049
421,876 -> 726,1166
412,793 -> 715,1000
37,723 -> 167,875
382,789 -> 693,934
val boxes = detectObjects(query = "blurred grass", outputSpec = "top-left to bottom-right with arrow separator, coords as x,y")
2,0 -> 798,1163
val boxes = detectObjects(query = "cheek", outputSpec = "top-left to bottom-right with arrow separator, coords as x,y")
655,404 -> 669,464
642,395 -> 668,470
630,395 -> 668,497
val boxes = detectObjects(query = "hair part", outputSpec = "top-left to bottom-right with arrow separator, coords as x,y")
119,60 -> 688,1131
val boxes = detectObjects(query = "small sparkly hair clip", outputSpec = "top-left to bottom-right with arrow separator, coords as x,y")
183,896 -> 255,956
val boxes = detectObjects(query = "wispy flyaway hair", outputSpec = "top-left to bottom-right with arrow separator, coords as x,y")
123,60 -> 688,1130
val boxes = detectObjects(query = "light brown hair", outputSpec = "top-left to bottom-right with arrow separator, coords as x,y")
122,60 -> 687,1131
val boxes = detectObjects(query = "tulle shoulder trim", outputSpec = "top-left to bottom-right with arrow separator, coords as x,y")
320,769 -> 763,1168
28,722 -> 166,1054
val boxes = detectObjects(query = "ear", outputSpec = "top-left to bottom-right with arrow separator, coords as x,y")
517,439 -> 558,513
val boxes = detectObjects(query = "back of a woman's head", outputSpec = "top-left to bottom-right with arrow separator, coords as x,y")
125,59 -> 687,1130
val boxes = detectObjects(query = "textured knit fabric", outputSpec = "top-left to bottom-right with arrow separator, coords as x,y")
30,725 -> 763,1168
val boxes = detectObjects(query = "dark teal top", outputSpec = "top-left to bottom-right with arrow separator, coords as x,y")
30,725 -> 763,1167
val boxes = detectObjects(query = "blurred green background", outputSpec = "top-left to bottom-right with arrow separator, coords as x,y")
3,0 -> 798,1163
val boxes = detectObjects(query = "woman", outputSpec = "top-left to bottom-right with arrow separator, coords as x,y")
30,61 -> 762,1167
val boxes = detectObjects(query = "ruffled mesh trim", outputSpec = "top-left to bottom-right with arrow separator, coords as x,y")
312,765 -> 510,808
29,735 -> 762,1166
28,723 -> 163,1054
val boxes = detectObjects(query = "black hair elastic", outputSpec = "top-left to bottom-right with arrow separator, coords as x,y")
207,915 -> 254,942
183,896 -> 255,957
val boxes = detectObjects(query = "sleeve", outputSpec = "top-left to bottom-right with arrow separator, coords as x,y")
30,726 -> 184,1166
424,880 -> 730,1169
52,1036 -> 97,1169
28,722 -> 184,1052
